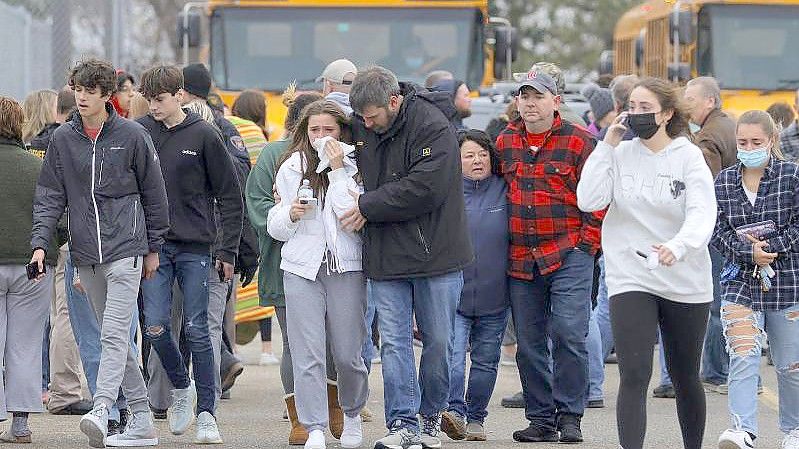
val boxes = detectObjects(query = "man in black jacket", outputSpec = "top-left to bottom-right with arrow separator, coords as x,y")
137,65 -> 242,445
31,58 -> 169,448
345,66 -> 473,449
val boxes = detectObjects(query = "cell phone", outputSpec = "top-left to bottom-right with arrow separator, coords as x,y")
217,263 -> 226,282
299,197 -> 318,220
26,261 -> 45,280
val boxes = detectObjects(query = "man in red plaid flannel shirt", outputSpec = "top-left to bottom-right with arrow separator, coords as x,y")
495,68 -> 602,444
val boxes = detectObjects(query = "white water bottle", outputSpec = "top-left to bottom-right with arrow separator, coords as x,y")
297,179 -> 317,220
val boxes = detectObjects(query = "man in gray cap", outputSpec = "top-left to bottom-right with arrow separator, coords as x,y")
529,62 -> 586,127
496,68 -> 601,444
317,59 -> 357,115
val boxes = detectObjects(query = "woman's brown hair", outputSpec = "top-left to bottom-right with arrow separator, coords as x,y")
0,96 -> 25,142
634,77 -> 690,138
232,89 -> 268,138
737,109 -> 786,161
278,100 -> 352,198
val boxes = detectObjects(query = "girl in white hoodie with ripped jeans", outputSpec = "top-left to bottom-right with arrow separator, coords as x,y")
268,100 -> 368,449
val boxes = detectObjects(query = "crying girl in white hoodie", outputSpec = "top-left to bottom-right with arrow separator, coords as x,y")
267,100 -> 367,449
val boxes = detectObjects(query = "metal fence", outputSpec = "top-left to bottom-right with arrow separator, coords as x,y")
0,0 -> 181,101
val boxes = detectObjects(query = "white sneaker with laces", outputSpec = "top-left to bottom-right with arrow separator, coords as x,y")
304,429 -> 326,449
107,411 -> 158,447
80,403 -> 109,448
718,428 -> 755,449
259,352 -> 280,366
783,429 -> 799,449
194,411 -> 223,444
169,380 -> 197,435
341,414 -> 363,448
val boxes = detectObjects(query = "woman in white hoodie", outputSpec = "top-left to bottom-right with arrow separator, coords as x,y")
576,77 -> 716,449
267,100 -> 368,449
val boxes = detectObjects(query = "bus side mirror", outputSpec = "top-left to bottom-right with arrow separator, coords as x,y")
670,10 -> 694,45
668,63 -> 691,82
177,10 -> 201,48
493,26 -> 518,80
599,50 -> 614,76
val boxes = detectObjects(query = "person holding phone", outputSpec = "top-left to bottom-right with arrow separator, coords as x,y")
0,96 -> 60,443
712,110 -> 799,449
577,77 -> 716,449
267,100 -> 368,449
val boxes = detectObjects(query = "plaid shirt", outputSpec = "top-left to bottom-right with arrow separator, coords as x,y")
712,158 -> 799,311
496,114 -> 603,280
780,121 -> 799,162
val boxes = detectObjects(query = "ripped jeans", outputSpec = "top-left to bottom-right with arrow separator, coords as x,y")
140,243 -> 216,415
721,300 -> 799,436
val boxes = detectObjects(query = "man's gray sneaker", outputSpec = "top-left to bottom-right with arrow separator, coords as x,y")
465,422 -> 486,441
169,380 -> 197,435
440,411 -> 466,441
420,414 -> 442,449
80,403 -> 109,448
107,411 -> 158,447
374,421 -> 422,449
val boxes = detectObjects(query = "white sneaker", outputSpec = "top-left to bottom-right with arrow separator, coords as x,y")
341,414 -> 363,448
194,411 -> 223,444
169,380 -> 197,435
107,411 -> 158,447
305,429 -> 326,449
719,428 -> 755,448
259,352 -> 280,366
80,403 -> 109,448
783,429 -> 799,449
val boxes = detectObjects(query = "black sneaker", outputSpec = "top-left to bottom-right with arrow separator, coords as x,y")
512,424 -> 558,443
652,384 -> 676,398
501,391 -> 525,408
150,404 -> 167,420
587,399 -> 605,408
557,415 -> 583,443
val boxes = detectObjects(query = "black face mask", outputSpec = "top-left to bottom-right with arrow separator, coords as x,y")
627,112 -> 660,139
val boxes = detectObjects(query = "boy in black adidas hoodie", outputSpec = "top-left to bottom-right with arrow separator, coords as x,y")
136,65 -> 242,445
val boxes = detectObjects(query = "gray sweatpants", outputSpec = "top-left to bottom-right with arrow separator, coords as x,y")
0,266 -> 52,414
147,266 -> 228,410
78,257 -> 149,413
284,270 -> 369,431
274,306 -> 338,395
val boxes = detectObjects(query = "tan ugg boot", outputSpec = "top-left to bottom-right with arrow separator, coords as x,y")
327,380 -> 344,439
284,394 -> 308,445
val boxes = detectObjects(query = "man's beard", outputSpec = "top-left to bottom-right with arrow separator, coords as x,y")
374,108 -> 399,134
458,107 -> 472,119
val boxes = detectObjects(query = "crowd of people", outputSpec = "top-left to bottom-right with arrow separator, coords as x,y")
0,53 -> 796,449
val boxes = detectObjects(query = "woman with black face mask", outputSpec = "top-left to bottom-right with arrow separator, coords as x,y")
576,77 -> 717,449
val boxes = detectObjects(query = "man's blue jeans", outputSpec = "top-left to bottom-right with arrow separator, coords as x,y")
65,252 -> 136,421
447,309 -> 508,423
701,247 -> 729,385
372,271 -> 463,432
361,282 -> 377,373
140,244 -> 216,415
509,249 -> 593,431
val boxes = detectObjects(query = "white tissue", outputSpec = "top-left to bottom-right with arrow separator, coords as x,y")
312,136 -> 357,173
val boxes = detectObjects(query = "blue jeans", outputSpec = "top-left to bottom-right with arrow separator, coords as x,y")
509,249 -> 593,430
701,247 -> 729,385
140,244 -> 215,415
587,256 -> 611,401
361,282 -> 377,373
65,252 -> 135,421
722,301 -> 799,436
372,271 -> 463,432
447,309 -> 508,423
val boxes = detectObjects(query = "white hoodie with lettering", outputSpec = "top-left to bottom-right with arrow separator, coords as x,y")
577,136 -> 716,303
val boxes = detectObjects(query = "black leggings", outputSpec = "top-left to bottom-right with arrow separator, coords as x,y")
610,292 -> 710,449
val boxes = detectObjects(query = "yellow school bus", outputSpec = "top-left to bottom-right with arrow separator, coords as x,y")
181,0 -> 509,138
610,0 -> 799,117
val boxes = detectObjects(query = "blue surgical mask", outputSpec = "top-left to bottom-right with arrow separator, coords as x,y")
737,146 -> 770,168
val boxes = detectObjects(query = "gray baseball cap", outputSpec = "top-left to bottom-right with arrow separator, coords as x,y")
514,70 -> 558,96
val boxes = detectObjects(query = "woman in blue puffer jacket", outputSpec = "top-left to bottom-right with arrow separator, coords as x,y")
441,129 -> 510,442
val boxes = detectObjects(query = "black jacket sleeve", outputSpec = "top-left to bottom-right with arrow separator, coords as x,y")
31,135 -> 67,253
358,121 -> 459,223
204,128 -> 243,264
133,131 -> 170,254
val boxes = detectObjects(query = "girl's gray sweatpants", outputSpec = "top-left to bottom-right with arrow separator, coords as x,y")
284,269 -> 369,432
